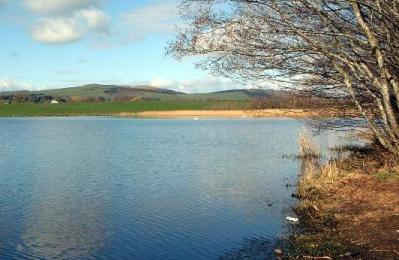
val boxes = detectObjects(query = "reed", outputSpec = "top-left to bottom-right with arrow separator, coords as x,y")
297,160 -> 340,199
298,130 -> 321,159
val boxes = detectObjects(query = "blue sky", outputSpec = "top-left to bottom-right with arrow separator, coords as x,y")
0,0 -> 235,93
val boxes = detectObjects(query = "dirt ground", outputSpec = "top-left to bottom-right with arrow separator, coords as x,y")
327,173 -> 399,258
291,163 -> 399,259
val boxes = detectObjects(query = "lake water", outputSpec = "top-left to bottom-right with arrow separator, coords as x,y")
0,117 -> 342,259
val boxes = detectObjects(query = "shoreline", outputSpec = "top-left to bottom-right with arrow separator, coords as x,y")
0,109 -> 321,118
133,109 -> 316,118
286,147 -> 399,259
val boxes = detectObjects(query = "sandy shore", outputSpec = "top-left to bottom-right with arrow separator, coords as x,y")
123,109 -> 317,118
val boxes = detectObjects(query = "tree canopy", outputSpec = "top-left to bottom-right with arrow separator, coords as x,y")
168,0 -> 399,155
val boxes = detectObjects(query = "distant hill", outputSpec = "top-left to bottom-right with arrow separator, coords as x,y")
33,84 -> 183,98
0,84 -> 280,103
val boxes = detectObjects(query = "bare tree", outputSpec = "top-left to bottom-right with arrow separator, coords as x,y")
13,92 -> 28,103
168,0 -> 399,155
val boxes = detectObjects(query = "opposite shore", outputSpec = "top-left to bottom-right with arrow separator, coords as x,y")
0,105 -> 331,118
122,109 -> 319,118
0,108 -> 320,118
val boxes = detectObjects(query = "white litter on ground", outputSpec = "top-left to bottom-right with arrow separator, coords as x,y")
286,216 -> 299,223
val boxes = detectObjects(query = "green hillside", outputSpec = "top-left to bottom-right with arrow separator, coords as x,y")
23,84 -> 274,101
0,84 -> 294,116
34,84 -> 120,98
33,84 -> 183,98
0,84 -> 282,107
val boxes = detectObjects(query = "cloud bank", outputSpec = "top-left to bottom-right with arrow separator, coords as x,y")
149,77 -> 236,93
7,0 -> 181,44
31,8 -> 109,44
0,78 -> 35,92
23,0 -> 109,44
24,0 -> 100,15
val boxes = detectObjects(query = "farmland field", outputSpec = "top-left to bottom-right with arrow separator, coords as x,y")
0,101 -> 249,117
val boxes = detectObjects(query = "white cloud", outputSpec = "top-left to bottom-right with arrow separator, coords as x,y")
24,0 -> 99,15
0,78 -> 35,92
24,0 -> 109,44
32,17 -> 84,43
122,1 -> 179,41
78,8 -> 109,31
31,8 -> 109,44
149,77 -> 237,93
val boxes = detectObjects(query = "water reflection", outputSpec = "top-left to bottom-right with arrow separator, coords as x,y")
14,119 -> 109,259
18,196 -> 107,259
0,118 -> 345,259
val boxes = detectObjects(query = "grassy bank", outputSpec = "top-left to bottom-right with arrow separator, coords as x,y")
0,101 -> 248,117
286,137 -> 399,259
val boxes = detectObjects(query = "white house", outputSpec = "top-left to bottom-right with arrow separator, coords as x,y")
51,100 -> 59,104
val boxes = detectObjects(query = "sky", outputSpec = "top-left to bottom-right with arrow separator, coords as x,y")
0,0 -> 237,93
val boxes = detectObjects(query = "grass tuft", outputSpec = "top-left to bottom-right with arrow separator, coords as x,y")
298,131 -> 321,159
373,170 -> 399,181
297,160 -> 340,200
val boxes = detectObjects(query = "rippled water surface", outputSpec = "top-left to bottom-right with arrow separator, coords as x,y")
0,117 -> 341,259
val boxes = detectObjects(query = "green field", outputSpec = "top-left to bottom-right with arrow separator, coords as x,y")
0,101 -> 248,117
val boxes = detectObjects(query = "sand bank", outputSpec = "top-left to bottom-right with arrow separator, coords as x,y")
125,109 -> 317,118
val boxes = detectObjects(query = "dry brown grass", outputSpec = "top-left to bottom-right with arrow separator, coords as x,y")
329,173 -> 399,242
297,160 -> 341,200
298,131 -> 321,159
295,131 -> 333,199
292,142 -> 399,258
